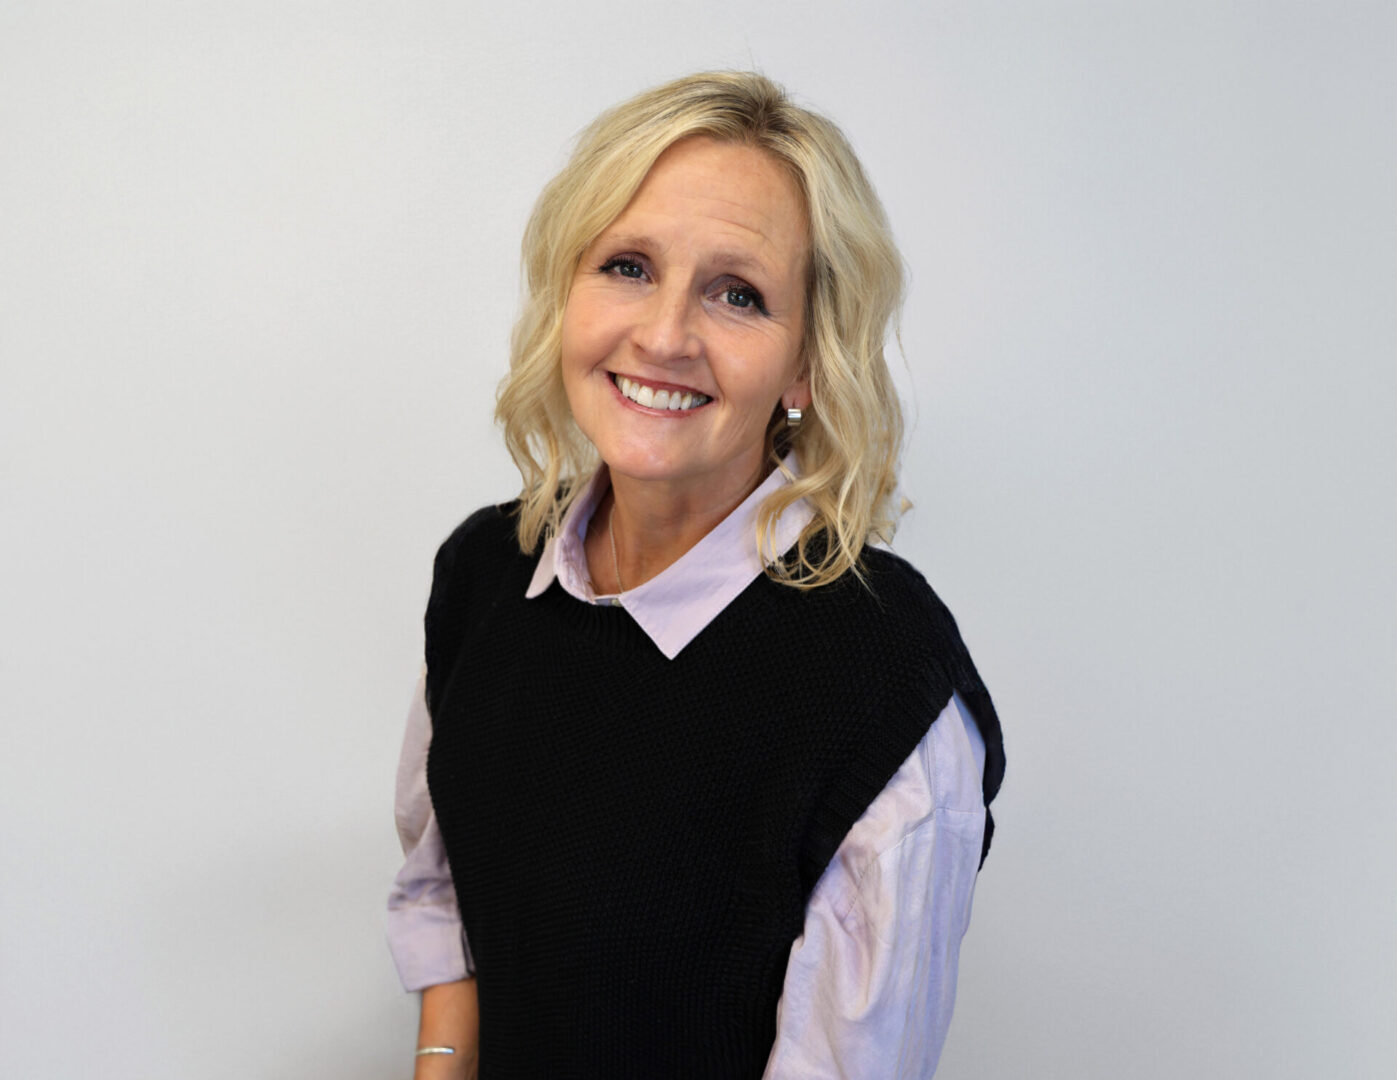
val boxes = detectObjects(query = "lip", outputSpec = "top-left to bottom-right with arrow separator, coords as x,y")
608,371 -> 713,414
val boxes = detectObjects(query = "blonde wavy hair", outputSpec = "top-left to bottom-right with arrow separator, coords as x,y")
495,71 -> 906,588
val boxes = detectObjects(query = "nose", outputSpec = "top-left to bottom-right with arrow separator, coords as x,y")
630,280 -> 701,364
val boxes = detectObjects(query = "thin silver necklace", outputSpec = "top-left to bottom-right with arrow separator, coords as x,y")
607,502 -> 625,594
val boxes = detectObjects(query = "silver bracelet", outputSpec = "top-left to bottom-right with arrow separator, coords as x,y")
415,1046 -> 456,1057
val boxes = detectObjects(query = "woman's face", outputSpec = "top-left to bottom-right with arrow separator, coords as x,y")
561,136 -> 810,505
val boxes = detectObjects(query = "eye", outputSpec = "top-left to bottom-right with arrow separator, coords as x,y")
719,281 -> 768,315
599,256 -> 646,280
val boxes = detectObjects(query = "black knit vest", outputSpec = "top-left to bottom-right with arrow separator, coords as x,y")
424,504 -> 1005,1080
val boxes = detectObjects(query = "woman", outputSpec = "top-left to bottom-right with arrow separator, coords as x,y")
388,71 -> 1005,1080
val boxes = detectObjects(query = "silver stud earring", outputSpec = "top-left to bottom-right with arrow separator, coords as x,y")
785,406 -> 803,428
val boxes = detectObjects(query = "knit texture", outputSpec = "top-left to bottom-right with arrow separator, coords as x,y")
424,503 -> 1005,1079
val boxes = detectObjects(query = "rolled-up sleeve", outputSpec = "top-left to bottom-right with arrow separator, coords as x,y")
386,672 -> 473,990
763,693 -> 987,1079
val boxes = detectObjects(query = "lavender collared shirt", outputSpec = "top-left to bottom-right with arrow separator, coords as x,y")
388,461 -> 988,1078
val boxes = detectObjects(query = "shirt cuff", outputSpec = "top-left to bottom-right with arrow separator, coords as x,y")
385,900 -> 473,991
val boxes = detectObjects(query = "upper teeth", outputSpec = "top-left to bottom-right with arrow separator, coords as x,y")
616,375 -> 709,411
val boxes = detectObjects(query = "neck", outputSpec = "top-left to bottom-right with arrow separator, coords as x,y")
589,461 -> 770,593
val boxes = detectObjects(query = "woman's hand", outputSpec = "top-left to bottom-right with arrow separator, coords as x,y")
413,978 -> 479,1080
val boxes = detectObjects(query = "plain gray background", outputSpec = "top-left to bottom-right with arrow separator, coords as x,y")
3,2 -> 1394,1077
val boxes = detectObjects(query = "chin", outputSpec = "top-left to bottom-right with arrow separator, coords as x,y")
602,450 -> 698,485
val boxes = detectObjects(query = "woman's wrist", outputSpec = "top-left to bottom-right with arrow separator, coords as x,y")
412,1046 -> 476,1080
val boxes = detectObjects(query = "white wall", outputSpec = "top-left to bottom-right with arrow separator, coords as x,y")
3,3 -> 1393,1077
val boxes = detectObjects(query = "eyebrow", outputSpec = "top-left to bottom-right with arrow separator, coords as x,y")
596,233 -> 776,281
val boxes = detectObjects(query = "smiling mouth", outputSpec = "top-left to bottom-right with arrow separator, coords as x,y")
611,373 -> 711,412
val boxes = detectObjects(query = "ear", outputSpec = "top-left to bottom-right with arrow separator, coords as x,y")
782,375 -> 812,412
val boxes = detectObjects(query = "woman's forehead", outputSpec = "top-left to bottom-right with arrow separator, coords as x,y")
591,137 -> 809,275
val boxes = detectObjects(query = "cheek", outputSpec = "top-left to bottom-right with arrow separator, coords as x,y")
730,338 -> 802,408
560,286 -> 621,374
559,302 -> 585,374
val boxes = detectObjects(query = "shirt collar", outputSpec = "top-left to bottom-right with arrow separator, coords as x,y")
525,454 -> 814,660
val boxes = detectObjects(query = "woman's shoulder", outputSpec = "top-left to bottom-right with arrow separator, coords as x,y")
859,545 -> 951,611
788,543 -> 954,623
434,499 -> 522,565
758,543 -> 973,671
423,500 -> 527,707
425,501 -> 529,615
858,546 -> 969,644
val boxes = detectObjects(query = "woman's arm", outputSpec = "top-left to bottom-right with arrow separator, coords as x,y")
390,674 -> 480,1076
763,693 -> 988,1079
388,672 -> 474,986
414,979 -> 480,1080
